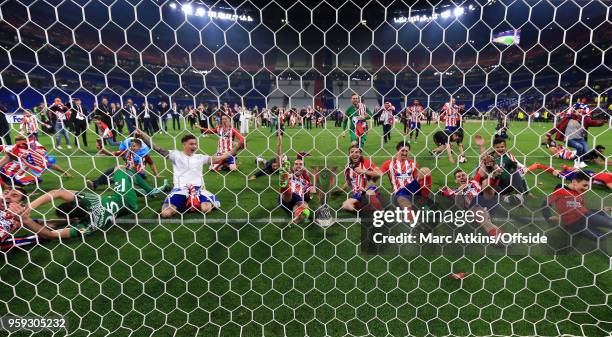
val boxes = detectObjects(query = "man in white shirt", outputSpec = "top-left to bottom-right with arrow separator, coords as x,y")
241,107 -> 252,134
379,101 -> 395,144
135,130 -> 234,218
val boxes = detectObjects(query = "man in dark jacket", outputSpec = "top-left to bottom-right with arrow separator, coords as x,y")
70,98 -> 88,147
0,104 -> 11,145
95,97 -> 114,140
123,99 -> 139,134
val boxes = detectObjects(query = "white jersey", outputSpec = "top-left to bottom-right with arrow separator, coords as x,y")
168,150 -> 211,194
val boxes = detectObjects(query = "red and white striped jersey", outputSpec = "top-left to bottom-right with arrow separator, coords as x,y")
0,209 -> 21,242
380,158 -> 418,193
407,105 -> 423,123
555,146 -> 577,160
1,144 -> 48,176
441,103 -> 461,128
287,171 -> 311,197
20,116 -> 38,134
0,160 -> 39,186
206,126 -> 245,154
441,180 -> 482,205
380,108 -> 395,126
344,158 -> 377,194
96,121 -> 113,139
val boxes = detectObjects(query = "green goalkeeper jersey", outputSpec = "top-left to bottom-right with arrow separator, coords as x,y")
76,169 -> 139,230
342,104 -> 372,132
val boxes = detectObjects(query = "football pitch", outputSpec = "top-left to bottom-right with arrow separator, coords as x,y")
1,120 -> 611,336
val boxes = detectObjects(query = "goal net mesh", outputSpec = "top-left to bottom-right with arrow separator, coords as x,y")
0,0 -> 610,336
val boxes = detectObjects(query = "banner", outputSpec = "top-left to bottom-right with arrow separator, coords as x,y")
7,114 -> 23,124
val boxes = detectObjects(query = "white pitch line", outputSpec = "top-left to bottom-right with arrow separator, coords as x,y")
115,217 -> 361,224
115,216 -> 545,225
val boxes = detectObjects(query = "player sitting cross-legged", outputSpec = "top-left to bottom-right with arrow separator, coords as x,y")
380,141 -> 432,223
341,145 -> 383,212
135,130 -> 234,217
274,130 -> 315,224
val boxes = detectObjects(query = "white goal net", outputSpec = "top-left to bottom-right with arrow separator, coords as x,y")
0,0 -> 610,336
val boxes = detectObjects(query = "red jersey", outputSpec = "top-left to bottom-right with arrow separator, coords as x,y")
344,158 -> 377,194
441,180 -> 482,205
206,126 -> 245,154
281,171 -> 311,197
1,143 -> 48,176
0,209 -> 21,242
96,121 -> 113,138
548,188 -> 588,225
380,158 -> 418,193
407,105 -> 423,123
555,146 -> 576,160
441,103 -> 461,128
20,115 -> 38,133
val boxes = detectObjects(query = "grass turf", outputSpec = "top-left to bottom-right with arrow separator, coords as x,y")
1,120 -> 611,336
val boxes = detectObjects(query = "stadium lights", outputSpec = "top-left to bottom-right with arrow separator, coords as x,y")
393,4 -> 476,23
181,3 -> 193,15
453,7 -> 465,17
174,3 -> 254,22
192,69 -> 210,75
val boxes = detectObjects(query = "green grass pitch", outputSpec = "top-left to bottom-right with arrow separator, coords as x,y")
1,120 -> 610,336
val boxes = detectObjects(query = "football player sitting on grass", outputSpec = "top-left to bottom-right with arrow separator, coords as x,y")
25,166 -> 168,237
474,135 -> 530,205
276,130 -> 316,224
197,113 -> 245,172
380,141 -> 432,225
87,137 -> 160,191
440,169 -> 503,237
543,172 -> 612,242
340,145 -> 383,212
135,130 -> 234,217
